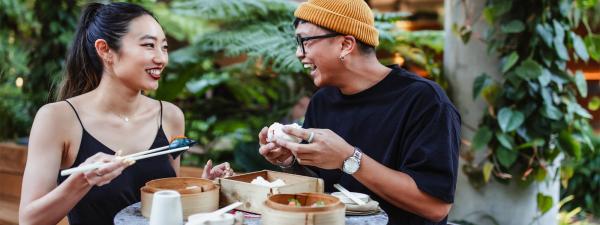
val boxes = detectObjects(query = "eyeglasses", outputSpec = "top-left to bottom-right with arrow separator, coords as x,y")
295,33 -> 340,56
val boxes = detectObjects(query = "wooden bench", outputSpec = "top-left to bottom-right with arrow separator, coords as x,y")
0,142 -> 27,225
0,142 -> 68,225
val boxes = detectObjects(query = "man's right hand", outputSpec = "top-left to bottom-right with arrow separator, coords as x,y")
258,126 -> 294,166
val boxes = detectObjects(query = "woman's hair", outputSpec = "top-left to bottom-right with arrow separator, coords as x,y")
56,2 -> 156,101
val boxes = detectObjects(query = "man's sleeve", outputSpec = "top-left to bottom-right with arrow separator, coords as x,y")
398,101 -> 461,203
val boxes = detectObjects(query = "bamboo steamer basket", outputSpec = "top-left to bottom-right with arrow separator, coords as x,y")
140,177 -> 219,218
261,193 -> 345,225
219,170 -> 324,214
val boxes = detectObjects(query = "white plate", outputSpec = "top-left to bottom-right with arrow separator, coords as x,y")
186,213 -> 234,225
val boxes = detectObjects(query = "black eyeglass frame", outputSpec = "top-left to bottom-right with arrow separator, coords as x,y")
295,33 -> 340,55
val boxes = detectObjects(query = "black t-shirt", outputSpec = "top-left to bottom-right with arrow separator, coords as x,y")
302,65 -> 460,225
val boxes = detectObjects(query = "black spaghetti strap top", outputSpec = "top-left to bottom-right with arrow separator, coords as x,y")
57,100 -> 181,225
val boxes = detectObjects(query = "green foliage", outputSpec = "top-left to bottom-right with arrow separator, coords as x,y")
25,1 -> 79,114
558,195 -> 599,225
460,0 -> 600,216
0,0 -> 79,140
169,0 -> 302,74
158,0 -> 448,170
537,193 -> 554,214
0,0 -> 449,173
379,30 -> 448,91
589,96 -> 600,111
472,126 -> 493,151
561,132 -> 600,217
143,0 -> 311,170
0,85 -> 29,139
0,0 -> 32,139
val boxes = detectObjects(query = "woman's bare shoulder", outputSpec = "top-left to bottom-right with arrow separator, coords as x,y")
33,100 -> 82,133
30,101 -> 81,151
156,100 -> 184,137
35,101 -> 75,121
159,101 -> 184,122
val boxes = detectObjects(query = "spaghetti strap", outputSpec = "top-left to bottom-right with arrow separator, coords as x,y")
64,100 -> 85,129
159,100 -> 163,127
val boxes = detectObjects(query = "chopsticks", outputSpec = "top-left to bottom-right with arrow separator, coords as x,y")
60,146 -> 189,176
333,183 -> 366,205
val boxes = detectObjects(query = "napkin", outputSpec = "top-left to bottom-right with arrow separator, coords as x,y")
345,199 -> 379,212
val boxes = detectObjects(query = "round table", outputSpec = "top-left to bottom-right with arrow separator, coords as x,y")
115,202 -> 388,225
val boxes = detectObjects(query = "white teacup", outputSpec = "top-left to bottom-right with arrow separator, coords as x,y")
149,190 -> 183,225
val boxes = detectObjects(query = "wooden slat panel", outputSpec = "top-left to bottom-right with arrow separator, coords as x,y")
179,166 -> 203,177
0,174 -> 22,199
0,195 -> 19,225
0,143 -> 27,174
585,71 -> 600,80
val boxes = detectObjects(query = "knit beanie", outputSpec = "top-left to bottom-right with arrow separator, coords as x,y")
294,0 -> 379,47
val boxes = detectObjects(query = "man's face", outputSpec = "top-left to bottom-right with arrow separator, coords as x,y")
295,22 -> 343,87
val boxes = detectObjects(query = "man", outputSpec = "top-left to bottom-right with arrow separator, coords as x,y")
258,0 -> 460,224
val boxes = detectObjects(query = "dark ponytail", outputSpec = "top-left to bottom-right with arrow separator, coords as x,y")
57,2 -> 155,101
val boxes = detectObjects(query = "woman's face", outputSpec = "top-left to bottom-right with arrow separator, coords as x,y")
110,14 -> 168,91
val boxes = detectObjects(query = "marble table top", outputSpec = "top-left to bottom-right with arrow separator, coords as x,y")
114,202 -> 389,225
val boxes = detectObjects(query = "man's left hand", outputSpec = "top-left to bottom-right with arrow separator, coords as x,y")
273,126 -> 354,170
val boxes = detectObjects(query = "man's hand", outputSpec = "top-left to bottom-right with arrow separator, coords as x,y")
274,126 -> 354,170
258,126 -> 294,166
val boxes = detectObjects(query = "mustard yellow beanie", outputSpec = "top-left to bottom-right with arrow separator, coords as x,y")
294,0 -> 379,47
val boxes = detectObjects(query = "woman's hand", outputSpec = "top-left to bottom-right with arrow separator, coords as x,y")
201,160 -> 234,180
80,151 -> 135,186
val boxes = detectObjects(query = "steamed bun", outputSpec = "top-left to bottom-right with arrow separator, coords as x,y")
266,122 -> 302,143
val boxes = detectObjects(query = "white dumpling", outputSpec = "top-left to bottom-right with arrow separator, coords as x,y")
250,176 -> 286,188
266,122 -> 302,143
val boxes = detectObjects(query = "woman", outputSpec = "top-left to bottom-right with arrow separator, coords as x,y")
19,3 -> 230,225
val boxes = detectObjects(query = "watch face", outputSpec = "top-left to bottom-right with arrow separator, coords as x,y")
344,157 -> 360,174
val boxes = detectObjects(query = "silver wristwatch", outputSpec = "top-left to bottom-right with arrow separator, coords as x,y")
342,147 -> 362,174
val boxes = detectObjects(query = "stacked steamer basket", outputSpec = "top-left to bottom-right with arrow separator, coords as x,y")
261,193 -> 345,225
140,177 -> 219,218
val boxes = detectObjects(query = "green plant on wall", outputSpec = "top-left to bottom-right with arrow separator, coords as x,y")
561,132 -> 600,217
455,0 -> 600,217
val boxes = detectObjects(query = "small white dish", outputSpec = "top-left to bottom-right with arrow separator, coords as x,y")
187,213 -> 235,225
331,192 -> 370,205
